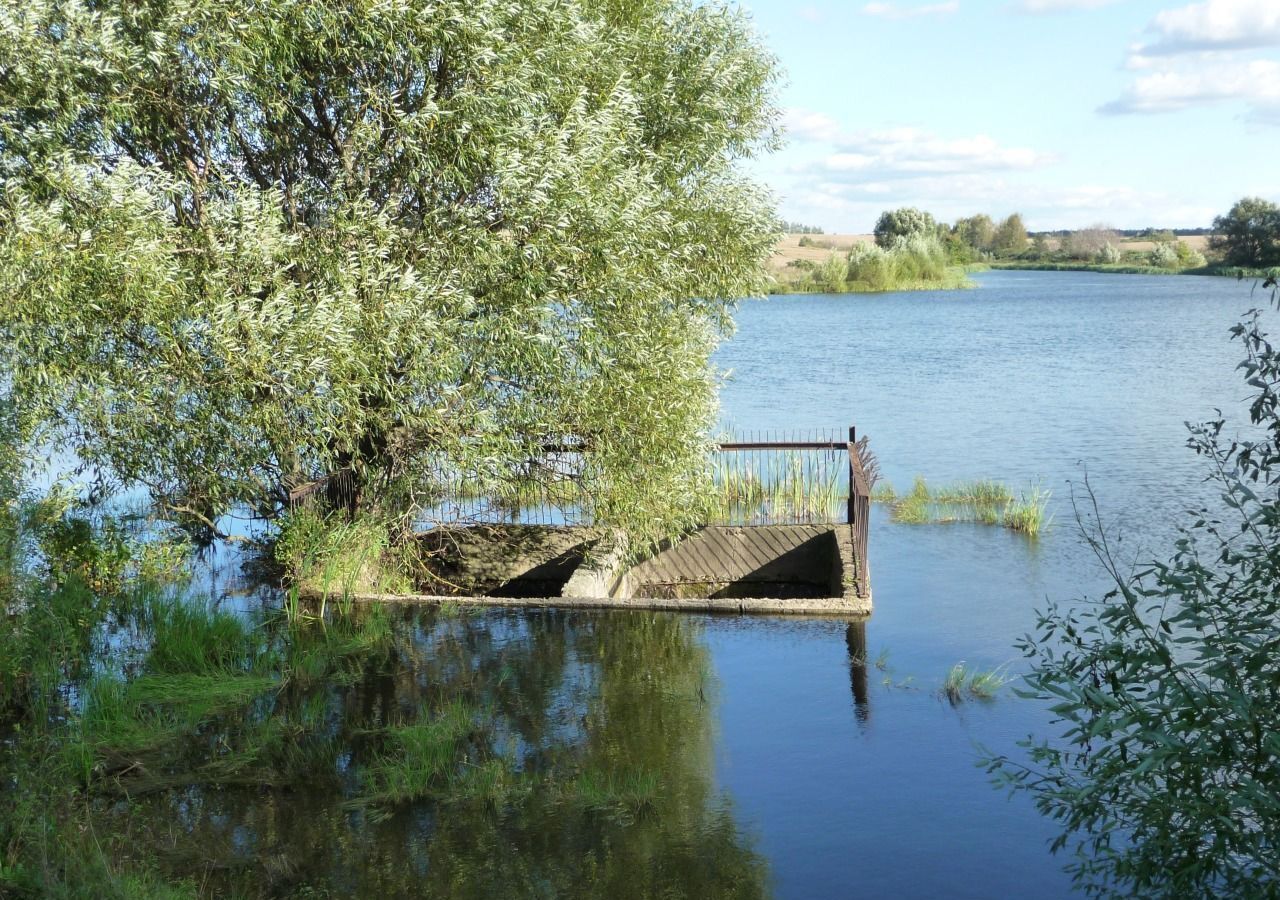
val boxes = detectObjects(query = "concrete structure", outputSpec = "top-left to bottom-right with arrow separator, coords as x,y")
345,523 -> 870,617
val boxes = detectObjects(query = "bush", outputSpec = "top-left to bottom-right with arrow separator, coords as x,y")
1148,242 -> 1179,268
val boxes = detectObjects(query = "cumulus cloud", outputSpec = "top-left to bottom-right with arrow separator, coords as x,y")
775,175 -> 1218,232
1105,2 -> 1280,122
784,109 -> 843,143
1101,58 -> 1280,120
795,126 -> 1053,178
1015,0 -> 1121,12
1133,0 -> 1280,57
861,1 -> 959,20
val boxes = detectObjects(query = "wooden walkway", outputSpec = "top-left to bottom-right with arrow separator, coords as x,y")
626,525 -> 835,590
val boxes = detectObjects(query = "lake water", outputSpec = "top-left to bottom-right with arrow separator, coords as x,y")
706,270 -> 1264,897
39,269 -> 1272,897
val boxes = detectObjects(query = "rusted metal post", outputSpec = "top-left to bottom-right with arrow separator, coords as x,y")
847,425 -> 856,526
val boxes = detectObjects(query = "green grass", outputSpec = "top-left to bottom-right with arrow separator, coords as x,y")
352,701 -> 478,816
274,508 -> 413,606
875,477 -> 1051,536
574,769 -> 661,819
988,260 -> 1179,275
942,662 -> 1009,705
706,448 -> 844,525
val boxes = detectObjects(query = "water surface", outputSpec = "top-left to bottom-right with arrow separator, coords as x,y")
71,270 -> 1273,897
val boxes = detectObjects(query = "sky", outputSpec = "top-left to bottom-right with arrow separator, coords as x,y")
739,0 -> 1280,233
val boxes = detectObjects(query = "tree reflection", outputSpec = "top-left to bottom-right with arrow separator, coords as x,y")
108,606 -> 768,898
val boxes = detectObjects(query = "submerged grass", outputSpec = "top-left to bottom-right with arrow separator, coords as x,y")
941,662 -> 1010,705
352,701 -> 479,817
875,477 -> 1050,536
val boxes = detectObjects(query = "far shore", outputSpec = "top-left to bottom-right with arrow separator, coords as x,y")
769,232 -> 1275,294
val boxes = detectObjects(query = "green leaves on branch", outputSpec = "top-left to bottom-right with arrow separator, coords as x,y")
0,0 -> 781,546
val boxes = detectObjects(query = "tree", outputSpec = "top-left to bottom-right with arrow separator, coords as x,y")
989,286 -> 1280,897
873,207 -> 937,249
1210,197 -> 1280,268
818,252 -> 848,293
0,0 -> 780,545
1062,224 -> 1120,261
952,214 -> 996,253
992,213 -> 1028,255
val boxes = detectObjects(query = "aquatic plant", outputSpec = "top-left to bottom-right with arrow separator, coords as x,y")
705,441 -> 846,525
942,662 -> 1008,705
877,477 -> 1051,536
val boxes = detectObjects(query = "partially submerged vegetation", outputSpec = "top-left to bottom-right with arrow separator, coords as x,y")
874,478 -> 1050,536
941,662 -> 1009,705
0,496 -> 765,896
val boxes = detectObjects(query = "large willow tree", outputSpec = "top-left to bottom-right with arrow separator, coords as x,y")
0,0 -> 779,542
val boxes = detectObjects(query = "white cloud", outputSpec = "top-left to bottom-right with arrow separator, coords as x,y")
795,126 -> 1053,178
797,5 -> 826,23
775,175 -> 1219,232
1015,0 -> 1121,12
1101,58 -> 1280,119
783,109 -> 844,143
861,1 -> 959,20
1134,0 -> 1280,57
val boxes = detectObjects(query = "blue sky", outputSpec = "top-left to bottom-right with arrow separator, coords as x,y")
740,0 -> 1280,232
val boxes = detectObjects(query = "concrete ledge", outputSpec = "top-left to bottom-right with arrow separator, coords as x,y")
337,590 -> 870,617
322,522 -> 871,618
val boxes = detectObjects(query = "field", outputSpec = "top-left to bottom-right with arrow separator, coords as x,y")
769,233 -> 875,271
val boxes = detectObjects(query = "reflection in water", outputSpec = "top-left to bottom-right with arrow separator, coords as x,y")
845,620 -> 869,725
104,606 -> 768,898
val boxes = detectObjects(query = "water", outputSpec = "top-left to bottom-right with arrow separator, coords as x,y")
705,269 -> 1266,897
19,270 -> 1272,896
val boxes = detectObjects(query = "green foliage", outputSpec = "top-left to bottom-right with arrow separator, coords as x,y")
0,0 -> 781,548
878,477 -> 1049,535
1096,242 -> 1122,265
1210,196 -> 1280,267
1175,240 -> 1207,269
992,213 -> 1028,254
1148,241 -> 1179,269
845,236 -> 955,292
873,207 -> 937,249
275,506 -> 412,599
819,251 -> 848,293
942,661 -> 1008,705
988,294 -> 1280,896
952,214 -> 996,253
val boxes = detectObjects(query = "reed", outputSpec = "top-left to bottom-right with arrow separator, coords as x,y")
942,661 -> 1009,704
879,477 -> 1050,536
705,440 -> 846,525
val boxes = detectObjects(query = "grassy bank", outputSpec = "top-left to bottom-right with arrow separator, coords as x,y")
989,260 -> 1181,276
990,260 -> 1280,280
771,236 -> 975,295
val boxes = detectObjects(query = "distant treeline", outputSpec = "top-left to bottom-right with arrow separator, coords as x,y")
781,221 -> 825,234
776,196 -> 1280,294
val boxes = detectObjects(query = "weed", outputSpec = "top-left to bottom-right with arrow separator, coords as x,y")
942,662 -> 1009,705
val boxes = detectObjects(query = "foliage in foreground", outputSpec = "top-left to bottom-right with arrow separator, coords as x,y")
0,0 -> 780,547
1,491 -> 766,897
987,289 -> 1280,897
